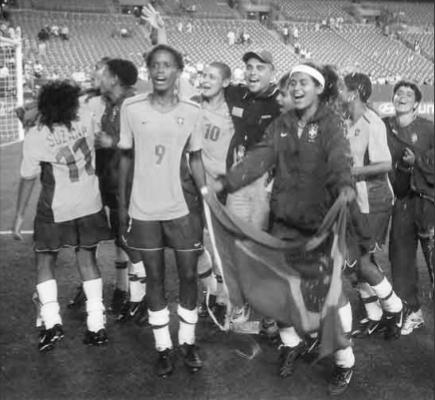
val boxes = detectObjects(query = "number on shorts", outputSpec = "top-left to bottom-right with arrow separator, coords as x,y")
56,137 -> 95,182
204,124 -> 220,142
155,144 -> 166,164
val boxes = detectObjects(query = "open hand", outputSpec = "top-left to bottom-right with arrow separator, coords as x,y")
12,214 -> 24,241
402,147 -> 416,166
141,4 -> 165,29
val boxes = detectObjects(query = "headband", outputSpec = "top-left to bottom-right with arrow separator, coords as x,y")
290,65 -> 325,88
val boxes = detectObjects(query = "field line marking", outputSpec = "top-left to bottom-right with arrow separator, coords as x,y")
0,230 -> 33,235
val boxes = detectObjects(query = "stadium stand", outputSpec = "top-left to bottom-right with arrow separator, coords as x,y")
30,0 -> 113,13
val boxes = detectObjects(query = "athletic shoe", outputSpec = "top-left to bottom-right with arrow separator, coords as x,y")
180,344 -> 203,373
117,298 -> 149,326
278,342 -> 306,378
327,365 -> 353,396
109,288 -> 128,315
38,324 -> 64,352
383,303 -> 409,340
401,308 -> 424,336
351,317 -> 385,338
83,329 -> 108,346
67,285 -> 86,309
155,348 -> 174,378
259,318 -> 280,344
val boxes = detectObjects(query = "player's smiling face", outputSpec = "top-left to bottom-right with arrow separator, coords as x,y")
245,58 -> 273,95
289,72 -> 322,110
148,50 -> 181,93
393,86 -> 418,115
201,65 -> 226,99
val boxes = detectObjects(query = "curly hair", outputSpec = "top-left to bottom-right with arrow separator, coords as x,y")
146,44 -> 184,71
37,80 -> 81,131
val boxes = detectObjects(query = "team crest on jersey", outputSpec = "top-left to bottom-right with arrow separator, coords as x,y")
307,123 -> 319,142
411,133 -> 418,143
177,117 -> 184,126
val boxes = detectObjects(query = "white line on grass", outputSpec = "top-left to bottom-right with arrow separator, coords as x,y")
0,230 -> 33,235
0,139 -> 23,148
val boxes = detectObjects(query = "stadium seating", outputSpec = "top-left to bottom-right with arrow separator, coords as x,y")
276,0 -> 354,22
366,1 -> 434,26
30,0 -> 113,13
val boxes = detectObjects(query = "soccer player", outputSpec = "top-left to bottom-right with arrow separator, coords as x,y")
383,81 -> 434,335
212,63 -> 356,396
276,72 -> 293,115
339,73 -> 405,339
13,80 -> 111,351
118,44 -> 207,377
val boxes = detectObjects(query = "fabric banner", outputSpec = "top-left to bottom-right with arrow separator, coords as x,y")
203,192 -> 350,358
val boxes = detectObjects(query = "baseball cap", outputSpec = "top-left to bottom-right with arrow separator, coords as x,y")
242,49 -> 274,65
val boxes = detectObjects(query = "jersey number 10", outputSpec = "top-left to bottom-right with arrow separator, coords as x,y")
56,137 -> 95,182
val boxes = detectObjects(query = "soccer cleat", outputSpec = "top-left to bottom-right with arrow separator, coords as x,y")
327,365 -> 353,396
117,298 -> 149,326
278,342 -> 306,378
67,285 -> 86,309
83,329 -> 108,346
401,308 -> 424,336
155,349 -> 174,378
180,344 -> 203,373
259,318 -> 280,344
109,288 -> 128,315
38,324 -> 64,352
351,318 -> 385,339
383,303 -> 409,340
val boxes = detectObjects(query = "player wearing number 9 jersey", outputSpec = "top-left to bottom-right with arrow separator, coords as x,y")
118,44 -> 208,378
13,81 -> 111,352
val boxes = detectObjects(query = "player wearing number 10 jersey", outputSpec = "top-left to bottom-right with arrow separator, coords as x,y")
13,81 -> 111,352
118,44 -> 208,377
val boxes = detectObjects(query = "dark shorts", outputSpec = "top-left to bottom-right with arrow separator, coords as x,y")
367,209 -> 391,250
124,212 -> 203,252
34,209 -> 111,252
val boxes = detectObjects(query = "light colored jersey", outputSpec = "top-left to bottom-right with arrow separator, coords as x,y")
119,94 -> 202,221
200,100 -> 235,180
346,108 -> 392,214
80,94 -> 106,127
21,106 -> 102,223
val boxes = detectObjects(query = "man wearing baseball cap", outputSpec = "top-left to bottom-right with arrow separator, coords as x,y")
223,49 -> 280,338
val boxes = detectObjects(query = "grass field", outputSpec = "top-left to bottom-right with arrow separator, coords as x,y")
0,142 -> 433,400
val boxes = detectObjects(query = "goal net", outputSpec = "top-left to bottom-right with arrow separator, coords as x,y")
0,36 -> 23,146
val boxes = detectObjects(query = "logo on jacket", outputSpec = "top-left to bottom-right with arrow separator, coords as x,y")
411,133 -> 418,144
307,123 -> 319,142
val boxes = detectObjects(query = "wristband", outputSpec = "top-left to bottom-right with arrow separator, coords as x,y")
200,186 -> 209,196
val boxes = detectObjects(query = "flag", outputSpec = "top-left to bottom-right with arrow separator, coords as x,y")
203,191 -> 350,358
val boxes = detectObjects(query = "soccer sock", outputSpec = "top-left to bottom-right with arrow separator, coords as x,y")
338,302 -> 353,334
334,346 -> 355,369
149,307 -> 172,351
372,277 -> 402,313
37,279 -> 62,329
83,278 -> 105,332
197,249 -> 217,295
279,326 -> 303,348
129,261 -> 146,302
178,305 -> 198,345
357,282 -> 383,321
115,247 -> 129,292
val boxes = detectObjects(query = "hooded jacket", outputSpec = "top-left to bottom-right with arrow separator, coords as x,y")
223,104 -> 353,233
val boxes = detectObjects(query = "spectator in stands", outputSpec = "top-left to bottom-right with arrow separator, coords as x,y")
37,27 -> 49,56
227,29 -> 235,46
282,24 -> 290,44
0,64 -> 9,78
51,25 -> 59,38
315,22 -> 320,32
292,25 -> 299,40
186,21 -> 193,33
177,21 -> 183,32
60,25 -> 69,41
33,61 -> 43,79
294,41 -> 301,55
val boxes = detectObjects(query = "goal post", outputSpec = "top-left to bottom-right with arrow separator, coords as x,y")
0,35 -> 24,146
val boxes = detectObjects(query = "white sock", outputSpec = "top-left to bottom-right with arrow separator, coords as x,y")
37,279 -> 62,329
83,278 -> 105,332
178,305 -> 198,345
198,249 -> 217,295
338,302 -> 353,334
334,346 -> 355,368
372,277 -> 402,313
279,326 -> 302,348
129,261 -> 146,302
357,282 -> 383,321
148,307 -> 172,351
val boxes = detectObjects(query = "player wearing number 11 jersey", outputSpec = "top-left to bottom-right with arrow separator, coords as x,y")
13,81 -> 111,352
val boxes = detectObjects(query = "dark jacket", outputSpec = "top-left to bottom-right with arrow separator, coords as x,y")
223,105 -> 353,233
224,84 -> 280,170
96,87 -> 136,195
383,116 -> 434,203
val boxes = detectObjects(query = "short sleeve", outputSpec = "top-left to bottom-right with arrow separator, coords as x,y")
20,128 -> 43,179
118,102 -> 134,150
368,118 -> 392,164
187,110 -> 203,152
